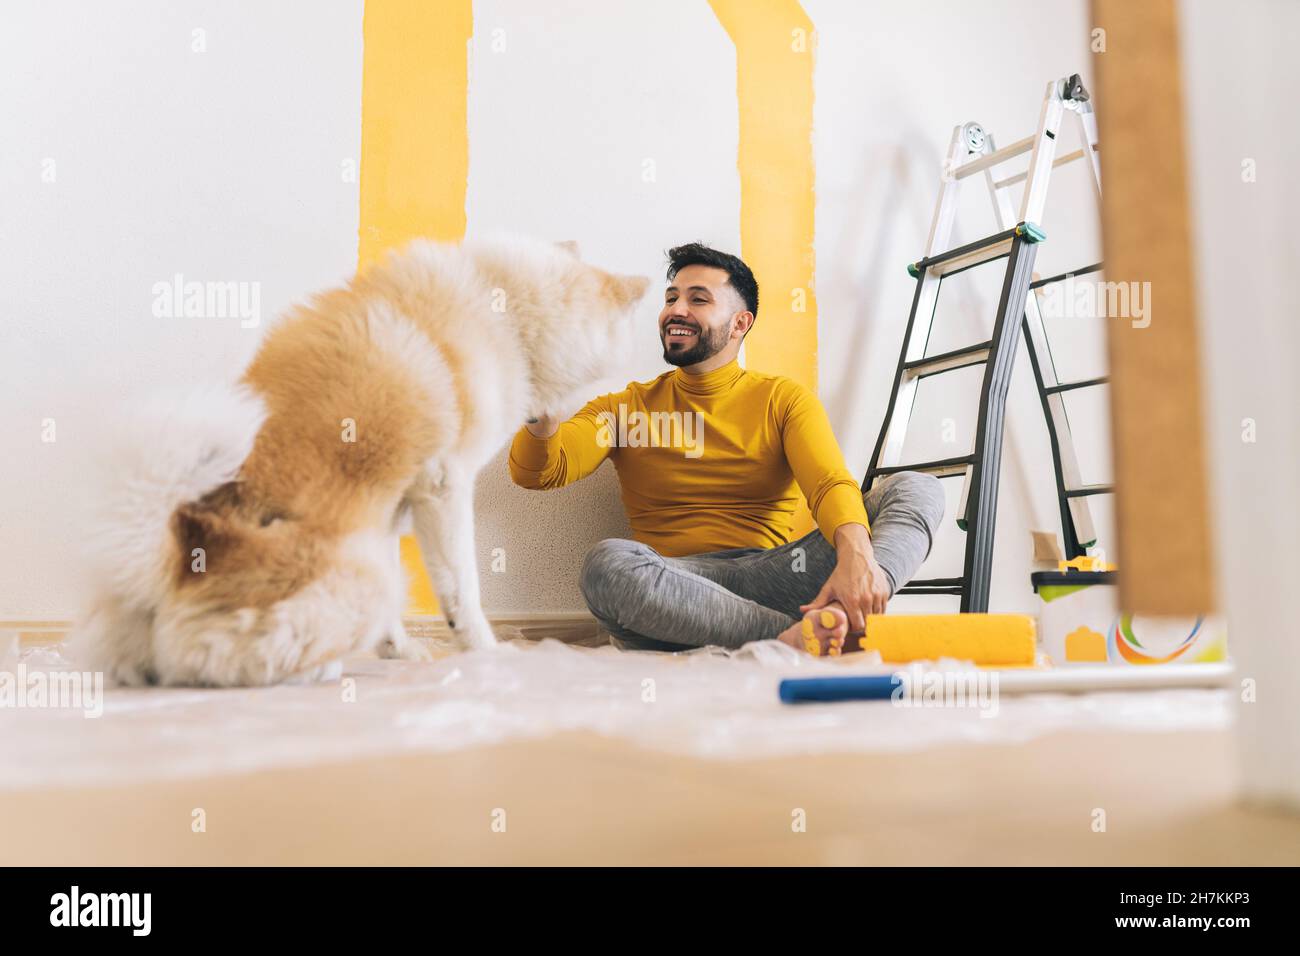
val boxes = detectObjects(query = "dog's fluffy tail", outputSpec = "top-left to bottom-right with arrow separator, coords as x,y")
70,383 -> 267,681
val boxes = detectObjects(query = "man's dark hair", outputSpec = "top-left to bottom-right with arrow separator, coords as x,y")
666,243 -> 759,318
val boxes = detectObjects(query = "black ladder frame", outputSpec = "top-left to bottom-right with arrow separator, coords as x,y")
863,228 -> 1041,612
1023,261 -> 1111,559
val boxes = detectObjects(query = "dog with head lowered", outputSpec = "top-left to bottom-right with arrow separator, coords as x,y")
75,237 -> 648,686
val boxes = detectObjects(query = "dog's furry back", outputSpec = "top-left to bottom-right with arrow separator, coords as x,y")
74,236 -> 648,686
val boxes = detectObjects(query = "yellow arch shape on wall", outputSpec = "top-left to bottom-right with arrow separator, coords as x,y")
710,0 -> 820,536
359,0 -> 473,614
361,0 -> 822,613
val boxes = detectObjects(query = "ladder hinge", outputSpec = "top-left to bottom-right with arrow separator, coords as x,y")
1015,221 -> 1047,243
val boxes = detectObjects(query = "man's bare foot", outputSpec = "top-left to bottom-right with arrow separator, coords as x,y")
777,606 -> 849,657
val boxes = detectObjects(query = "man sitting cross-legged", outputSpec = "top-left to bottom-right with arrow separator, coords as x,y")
508,243 -> 945,654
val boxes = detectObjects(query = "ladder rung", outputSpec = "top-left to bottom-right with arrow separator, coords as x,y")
899,577 -> 965,596
933,243 -> 1012,278
911,223 -> 1044,279
912,226 -> 1017,272
992,147 -> 1091,189
953,135 -> 1036,179
873,455 -> 973,479
1044,375 -> 1109,395
1030,261 -> 1104,289
902,341 -> 993,379
911,228 -> 1016,279
1065,484 -> 1112,498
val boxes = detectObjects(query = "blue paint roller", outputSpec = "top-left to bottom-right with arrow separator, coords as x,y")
778,674 -> 902,703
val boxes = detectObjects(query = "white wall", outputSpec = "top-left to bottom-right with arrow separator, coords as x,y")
1180,0 -> 1300,808
464,0 -> 741,612
1,0 -> 1102,619
0,0 -> 365,617
808,0 -> 1101,614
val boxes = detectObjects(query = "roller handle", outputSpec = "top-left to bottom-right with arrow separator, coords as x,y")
778,675 -> 901,703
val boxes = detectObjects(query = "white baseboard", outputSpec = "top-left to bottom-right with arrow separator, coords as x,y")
2,613 -> 606,648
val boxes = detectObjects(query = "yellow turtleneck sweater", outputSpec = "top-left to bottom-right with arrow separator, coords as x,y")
508,360 -> 869,557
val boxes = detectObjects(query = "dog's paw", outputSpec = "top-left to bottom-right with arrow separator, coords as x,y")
285,658 -> 344,684
377,630 -> 434,663
458,620 -> 498,651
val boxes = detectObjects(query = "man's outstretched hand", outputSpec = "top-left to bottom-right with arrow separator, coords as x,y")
524,413 -> 560,439
800,522 -> 890,638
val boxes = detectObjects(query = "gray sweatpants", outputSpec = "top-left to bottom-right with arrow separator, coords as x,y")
579,471 -> 946,652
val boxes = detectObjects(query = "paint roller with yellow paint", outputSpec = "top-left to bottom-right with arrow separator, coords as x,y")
803,613 -> 1038,666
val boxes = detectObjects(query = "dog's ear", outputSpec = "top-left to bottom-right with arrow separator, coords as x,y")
173,503 -> 216,562
171,490 -> 238,579
78,383 -> 266,613
554,239 -> 580,258
611,274 -> 650,305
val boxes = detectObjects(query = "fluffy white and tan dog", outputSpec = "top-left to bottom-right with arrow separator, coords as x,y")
74,236 -> 648,686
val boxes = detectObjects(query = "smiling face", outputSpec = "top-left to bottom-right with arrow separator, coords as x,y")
659,264 -> 754,370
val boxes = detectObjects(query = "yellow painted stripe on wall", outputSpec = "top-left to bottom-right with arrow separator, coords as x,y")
359,0 -> 473,613
708,0 -> 818,389
710,0 -> 819,536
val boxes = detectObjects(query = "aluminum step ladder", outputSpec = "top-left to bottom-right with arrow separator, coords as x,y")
864,74 -> 1107,612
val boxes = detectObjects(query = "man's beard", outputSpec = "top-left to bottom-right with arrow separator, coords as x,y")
661,321 -> 732,367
